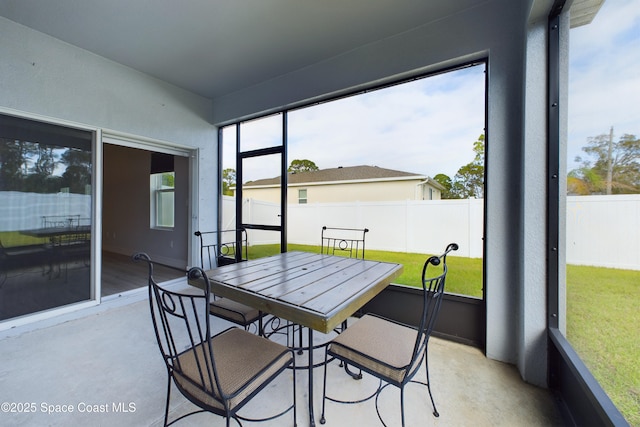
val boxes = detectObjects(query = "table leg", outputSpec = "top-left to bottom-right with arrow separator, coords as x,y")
308,327 -> 316,427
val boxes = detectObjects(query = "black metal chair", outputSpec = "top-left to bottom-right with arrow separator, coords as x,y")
195,229 -> 265,333
195,229 -> 248,268
320,243 -> 458,427
321,226 -> 369,259
322,226 -> 369,334
133,253 -> 297,427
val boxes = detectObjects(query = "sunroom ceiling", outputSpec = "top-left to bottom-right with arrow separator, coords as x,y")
0,0 -> 597,100
0,0 -> 491,100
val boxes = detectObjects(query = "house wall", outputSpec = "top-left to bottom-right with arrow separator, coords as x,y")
0,16 -> 218,269
243,179 -> 440,204
212,0 -> 546,385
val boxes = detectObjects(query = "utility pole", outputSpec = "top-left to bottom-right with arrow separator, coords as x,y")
606,126 -> 613,195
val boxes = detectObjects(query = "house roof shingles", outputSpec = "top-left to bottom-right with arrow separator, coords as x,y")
244,165 -> 424,187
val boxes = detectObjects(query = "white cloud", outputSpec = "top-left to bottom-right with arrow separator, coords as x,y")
285,65 -> 485,181
568,0 -> 640,169
227,65 -> 486,183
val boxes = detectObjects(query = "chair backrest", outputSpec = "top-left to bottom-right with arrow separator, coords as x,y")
195,228 -> 248,269
42,214 -> 81,228
407,243 -> 458,380
321,226 -> 369,259
133,252 -> 225,404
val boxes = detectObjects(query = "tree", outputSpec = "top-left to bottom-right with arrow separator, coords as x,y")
567,167 -> 603,195
288,159 -> 319,173
222,168 -> 236,196
450,133 -> 485,199
570,128 -> 640,194
57,148 -> 91,194
0,139 -> 26,191
433,173 -> 455,199
452,163 -> 484,198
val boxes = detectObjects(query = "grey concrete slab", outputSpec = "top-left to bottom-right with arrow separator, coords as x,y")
0,282 -> 563,427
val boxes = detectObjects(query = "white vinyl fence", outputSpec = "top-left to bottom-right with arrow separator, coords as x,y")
0,191 -> 92,231
565,195 -> 640,270
227,195 -> 640,271
3,192 -> 636,270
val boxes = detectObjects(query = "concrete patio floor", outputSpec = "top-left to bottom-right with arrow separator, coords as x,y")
0,279 -> 564,427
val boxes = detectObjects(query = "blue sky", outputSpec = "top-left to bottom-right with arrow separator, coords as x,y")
226,1 -> 639,183
568,0 -> 640,170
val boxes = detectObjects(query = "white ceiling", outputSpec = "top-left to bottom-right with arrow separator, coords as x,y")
0,0 -> 489,99
0,1 -> 598,101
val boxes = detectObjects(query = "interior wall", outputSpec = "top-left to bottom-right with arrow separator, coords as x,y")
103,144 -> 189,269
211,0 -> 547,386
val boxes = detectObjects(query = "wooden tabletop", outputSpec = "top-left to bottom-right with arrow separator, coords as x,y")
189,251 -> 403,334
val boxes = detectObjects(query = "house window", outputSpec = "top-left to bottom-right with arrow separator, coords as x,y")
150,152 -> 175,229
298,189 -> 307,204
150,172 -> 175,228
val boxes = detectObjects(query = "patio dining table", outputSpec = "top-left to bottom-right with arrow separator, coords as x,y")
187,250 -> 403,426
20,225 -> 91,243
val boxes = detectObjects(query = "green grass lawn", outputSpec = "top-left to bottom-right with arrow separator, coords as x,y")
566,265 -> 640,426
250,244 -> 639,424
0,231 -> 48,247
250,243 -> 484,297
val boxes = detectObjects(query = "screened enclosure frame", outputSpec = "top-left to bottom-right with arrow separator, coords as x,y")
217,59 -> 489,348
546,2 -> 627,424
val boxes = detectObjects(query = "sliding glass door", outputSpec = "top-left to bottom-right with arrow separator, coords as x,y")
0,113 -> 93,321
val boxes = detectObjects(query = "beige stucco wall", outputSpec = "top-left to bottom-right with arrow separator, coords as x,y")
241,179 -> 442,204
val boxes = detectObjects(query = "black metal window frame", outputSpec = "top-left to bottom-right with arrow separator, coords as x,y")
217,59 -> 489,350
218,59 -> 488,255
218,115 -> 288,253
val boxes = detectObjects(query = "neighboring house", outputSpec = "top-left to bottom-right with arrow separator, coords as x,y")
237,165 -> 444,204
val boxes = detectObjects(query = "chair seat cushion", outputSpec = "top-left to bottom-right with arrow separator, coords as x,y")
210,297 -> 262,326
173,328 -> 292,412
328,314 -> 422,384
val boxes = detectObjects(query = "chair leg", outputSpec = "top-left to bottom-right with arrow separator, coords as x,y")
343,362 -> 363,380
297,324 -> 304,355
320,350 -> 330,424
424,350 -> 439,417
338,320 -> 346,367
163,375 -> 172,427
336,319 -> 362,379
292,352 -> 298,427
400,386 -> 406,427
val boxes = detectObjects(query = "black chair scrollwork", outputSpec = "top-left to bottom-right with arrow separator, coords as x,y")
194,229 -> 265,333
133,252 -> 296,427
320,243 -> 459,427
